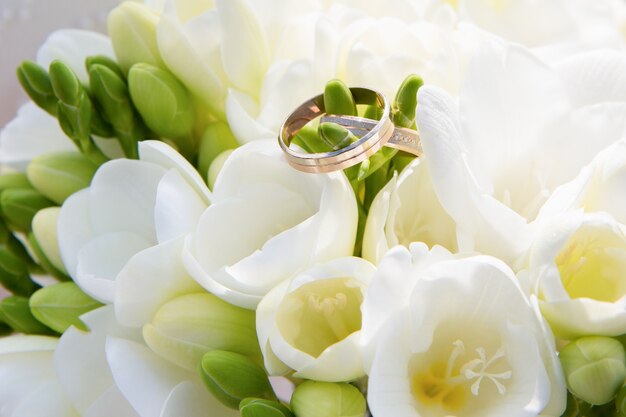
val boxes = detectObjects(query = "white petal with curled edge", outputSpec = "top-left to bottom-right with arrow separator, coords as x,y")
138,141 -> 211,204
106,337 -> 194,417
226,89 -> 274,144
58,189 -> 95,278
362,174 -> 396,264
154,169 -> 208,243
292,332 -> 364,382
88,159 -> 165,241
75,231 -> 153,303
54,306 -> 141,415
0,103 -> 74,172
10,381 -> 79,417
115,237 -> 202,328
36,29 -> 114,84
157,7 -> 226,119
217,0 -> 269,95
161,381 -> 239,417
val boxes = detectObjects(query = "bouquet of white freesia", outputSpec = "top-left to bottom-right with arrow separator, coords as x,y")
1,1 -> 626,416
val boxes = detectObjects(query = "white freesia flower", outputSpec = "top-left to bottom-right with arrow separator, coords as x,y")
529,211 -> 626,339
0,335 -> 78,417
256,257 -> 375,381
36,29 -> 115,85
58,141 -> 207,326
461,0 -> 626,52
55,305 -> 237,417
362,158 -> 457,264
183,140 -> 358,309
365,245 -> 566,417
416,42 -> 626,266
0,103 -> 75,172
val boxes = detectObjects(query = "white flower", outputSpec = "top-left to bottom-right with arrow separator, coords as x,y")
530,211 -> 626,339
54,305 -> 238,417
0,334 -> 78,417
256,257 -> 375,381
362,158 -> 457,264
460,0 -> 626,52
0,103 -> 75,172
416,42 -> 626,266
364,245 -> 566,417
183,140 -> 358,309
58,141 -> 207,326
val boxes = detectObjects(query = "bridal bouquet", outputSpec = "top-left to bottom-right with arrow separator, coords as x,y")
2,1 -> 626,416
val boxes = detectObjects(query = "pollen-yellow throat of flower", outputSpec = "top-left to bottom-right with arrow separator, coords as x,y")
411,340 -> 512,412
556,235 -> 626,303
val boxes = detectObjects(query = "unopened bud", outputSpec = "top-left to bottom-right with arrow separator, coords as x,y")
17,61 -> 57,116
208,149 -> 234,190
324,79 -> 357,117
128,63 -> 194,151
392,74 -> 423,129
0,296 -> 54,335
0,188 -> 55,232
200,350 -> 275,409
143,293 -> 261,371
560,336 -> 626,405
31,207 -> 67,275
27,151 -> 98,204
240,398 -> 294,417
29,282 -> 102,333
198,122 -> 239,180
108,2 -> 164,74
0,247 -> 38,297
291,381 -> 366,417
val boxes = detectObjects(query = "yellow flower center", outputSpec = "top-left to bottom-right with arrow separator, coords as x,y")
411,340 -> 512,412
556,228 -> 626,303
277,278 -> 363,357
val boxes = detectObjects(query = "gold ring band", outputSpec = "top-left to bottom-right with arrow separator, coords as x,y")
278,87 -> 421,173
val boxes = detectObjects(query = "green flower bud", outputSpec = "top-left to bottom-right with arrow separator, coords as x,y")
0,296 -> 54,335
560,336 -> 626,405
318,122 -> 358,151
31,207 -> 67,275
128,63 -> 194,155
208,149 -> 234,190
17,60 -> 57,116
198,122 -> 239,180
357,146 -> 397,181
28,232 -> 68,281
240,398 -> 294,417
143,293 -> 262,371
49,60 -> 83,107
0,188 -> 55,232
85,55 -> 124,80
0,247 -> 39,296
108,2 -> 164,74
291,125 -> 330,154
29,281 -> 102,333
362,105 -> 383,121
27,151 -> 98,204
200,350 -> 276,409
0,173 -> 31,192
89,63 -> 147,158
291,381 -> 366,417
392,74 -> 423,129
324,79 -> 357,117
49,60 -> 114,143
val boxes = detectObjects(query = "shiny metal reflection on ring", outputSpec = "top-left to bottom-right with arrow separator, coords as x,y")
278,87 -> 422,174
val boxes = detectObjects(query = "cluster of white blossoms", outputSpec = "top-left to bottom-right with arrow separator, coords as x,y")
2,0 -> 626,417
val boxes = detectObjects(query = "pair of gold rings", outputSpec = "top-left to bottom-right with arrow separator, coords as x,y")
278,87 -> 422,173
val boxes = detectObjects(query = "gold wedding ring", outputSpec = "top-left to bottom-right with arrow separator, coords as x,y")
278,87 -> 422,173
